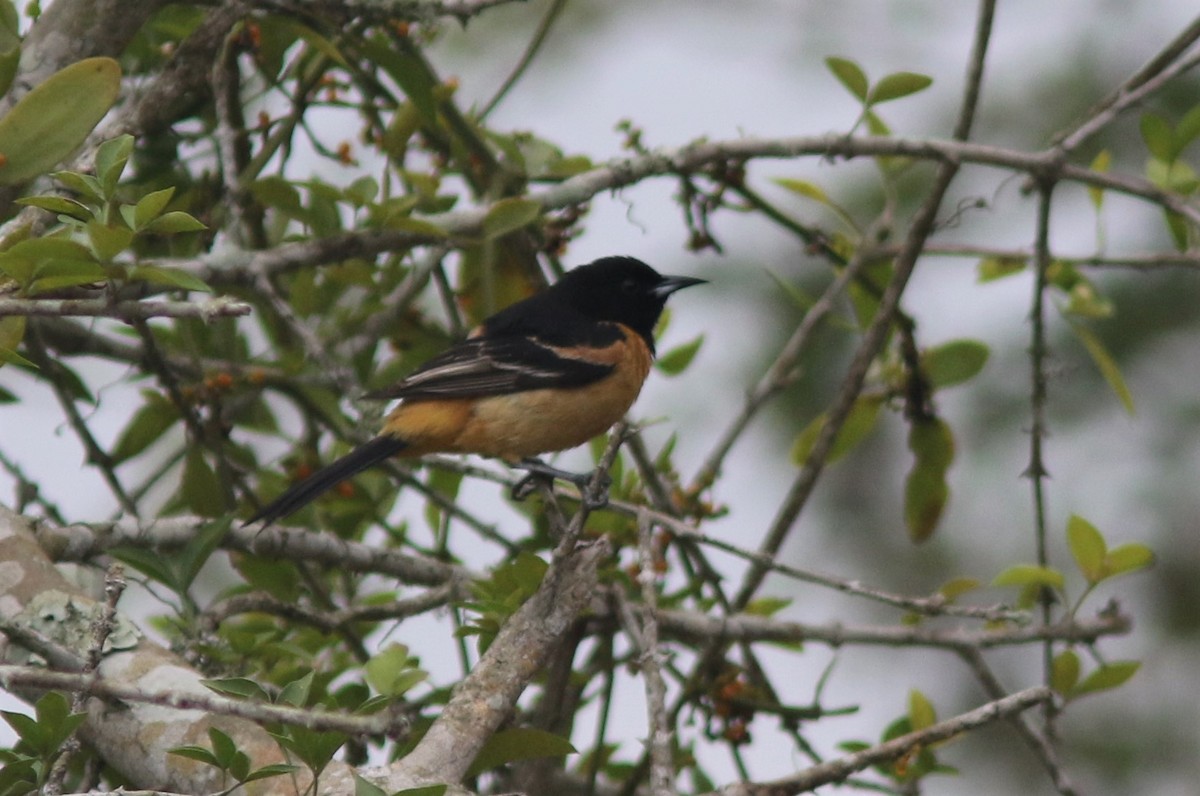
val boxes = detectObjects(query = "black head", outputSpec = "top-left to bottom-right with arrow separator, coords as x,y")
548,256 -> 706,349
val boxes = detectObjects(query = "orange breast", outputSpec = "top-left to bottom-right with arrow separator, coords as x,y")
381,326 -> 652,461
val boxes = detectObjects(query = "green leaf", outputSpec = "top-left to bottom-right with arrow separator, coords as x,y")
1176,104 -> 1200,155
773,177 -> 832,205
791,396 -> 883,465
1104,543 -> 1155,577
170,745 -> 221,767
354,775 -> 390,796
143,210 -> 208,234
86,220 -> 135,260
977,256 -> 1026,282
868,71 -> 933,105
270,726 -> 346,774
907,689 -> 936,731
94,134 -> 134,196
242,764 -> 301,784
937,577 -> 980,601
364,39 -> 440,125
128,265 -> 211,292
1066,514 -> 1107,583
825,56 -> 869,102
1070,661 -> 1140,698
1139,113 -> 1174,161
1067,321 -> 1134,415
16,194 -> 93,221
201,677 -> 272,701
182,448 -> 225,517
130,186 -> 176,229
1050,649 -> 1081,694
111,391 -> 179,464
1087,150 -> 1111,209
991,564 -> 1064,591
481,197 -> 541,240
28,258 -> 106,295
656,334 -> 703,376
0,58 -> 122,185
175,517 -> 231,590
208,727 -> 238,768
743,596 -> 792,617
466,727 -> 576,777
365,643 -> 428,698
388,786 -> 449,796
0,315 -> 25,369
904,417 -> 955,543
278,671 -> 315,708
922,339 -> 989,389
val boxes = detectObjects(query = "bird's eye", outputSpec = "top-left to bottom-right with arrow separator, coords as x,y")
621,278 -> 638,294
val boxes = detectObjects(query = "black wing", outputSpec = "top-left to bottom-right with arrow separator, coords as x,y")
364,333 -> 616,401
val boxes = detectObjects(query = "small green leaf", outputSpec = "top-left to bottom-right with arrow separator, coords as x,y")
977,256 -> 1026,282
208,727 -> 238,768
791,396 -> 883,465
1176,104 -> 1200,155
86,220 -> 135,260
1104,543 -> 1154,577
94,135 -> 134,196
937,577 -> 980,601
466,727 -> 576,777
278,671 -> 315,708
111,391 -> 179,463
904,459 -> 949,543
656,334 -> 703,376
1067,321 -> 1134,415
743,596 -> 792,617
991,564 -> 1064,591
1087,150 -> 1111,209
201,677 -> 272,701
825,56 -> 869,102
143,210 -> 207,234
365,643 -> 428,698
354,775 -> 390,796
774,177 -> 832,205
1066,514 -> 1107,583
922,339 -> 989,389
0,315 -> 25,369
128,265 -> 211,292
481,198 -> 541,240
907,689 -> 936,731
1139,113 -> 1175,161
1070,661 -> 1140,698
242,763 -> 300,783
182,448 -> 225,517
16,194 -> 92,221
868,71 -> 933,105
0,59 -> 122,185
388,786 -> 449,796
131,187 -> 176,229
1050,649 -> 1081,694
170,745 -> 221,767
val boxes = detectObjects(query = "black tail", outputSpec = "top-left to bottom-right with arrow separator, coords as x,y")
245,435 -> 408,526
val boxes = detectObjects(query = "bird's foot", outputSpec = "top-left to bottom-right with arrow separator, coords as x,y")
511,458 -> 611,509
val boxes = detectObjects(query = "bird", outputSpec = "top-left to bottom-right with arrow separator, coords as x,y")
245,256 -> 705,525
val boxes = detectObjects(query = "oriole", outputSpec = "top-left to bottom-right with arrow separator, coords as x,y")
247,256 -> 704,525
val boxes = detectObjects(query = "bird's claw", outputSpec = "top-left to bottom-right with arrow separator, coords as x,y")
510,458 -> 611,509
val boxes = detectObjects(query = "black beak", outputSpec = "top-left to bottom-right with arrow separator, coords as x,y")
652,275 -> 707,298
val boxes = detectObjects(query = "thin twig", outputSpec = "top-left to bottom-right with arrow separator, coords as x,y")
0,296 -> 251,320
956,648 -> 1079,796
0,665 -> 410,738
708,687 -> 1055,796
